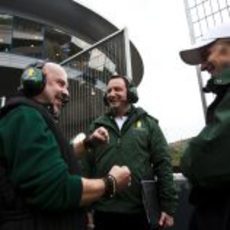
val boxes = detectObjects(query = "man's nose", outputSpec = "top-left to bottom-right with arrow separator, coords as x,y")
62,89 -> 70,105
200,62 -> 208,71
200,61 -> 214,72
62,86 -> 69,97
108,89 -> 116,97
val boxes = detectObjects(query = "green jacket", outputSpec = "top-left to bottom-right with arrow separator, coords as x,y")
82,106 -> 177,215
0,105 -> 82,211
181,69 -> 230,189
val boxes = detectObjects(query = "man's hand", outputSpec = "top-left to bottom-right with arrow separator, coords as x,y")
158,211 -> 174,228
108,165 -> 131,191
80,165 -> 131,205
72,127 -> 109,157
83,126 -> 110,149
88,126 -> 110,145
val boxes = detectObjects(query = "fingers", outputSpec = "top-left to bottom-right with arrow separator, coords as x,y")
84,127 -> 109,149
158,212 -> 174,228
92,127 -> 110,143
98,127 -> 110,142
72,132 -> 86,145
121,166 -> 132,186
121,165 -> 130,172
108,165 -> 131,191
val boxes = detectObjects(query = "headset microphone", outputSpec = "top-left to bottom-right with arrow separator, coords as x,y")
61,94 -> 70,106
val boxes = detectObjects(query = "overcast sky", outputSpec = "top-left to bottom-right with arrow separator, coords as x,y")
75,0 -> 206,143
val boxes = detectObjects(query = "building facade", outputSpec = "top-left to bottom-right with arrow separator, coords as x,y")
0,0 -> 144,139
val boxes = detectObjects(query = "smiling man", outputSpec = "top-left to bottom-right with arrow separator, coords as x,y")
82,74 -> 177,230
180,22 -> 230,230
0,62 -> 131,230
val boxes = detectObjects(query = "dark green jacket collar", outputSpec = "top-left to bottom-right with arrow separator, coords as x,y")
204,68 -> 230,94
93,106 -> 147,132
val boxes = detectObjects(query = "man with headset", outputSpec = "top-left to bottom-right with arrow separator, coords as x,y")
0,62 -> 131,230
81,74 -> 178,230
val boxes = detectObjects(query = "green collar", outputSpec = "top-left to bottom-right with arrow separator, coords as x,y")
213,68 -> 230,86
204,68 -> 230,94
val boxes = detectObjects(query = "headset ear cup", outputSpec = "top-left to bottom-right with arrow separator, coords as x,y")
20,66 -> 46,97
127,85 -> 139,103
103,93 -> 109,106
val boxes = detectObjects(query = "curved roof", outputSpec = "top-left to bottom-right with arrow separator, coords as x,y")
0,0 -> 143,85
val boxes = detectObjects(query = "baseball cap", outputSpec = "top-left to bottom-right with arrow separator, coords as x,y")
180,22 -> 230,65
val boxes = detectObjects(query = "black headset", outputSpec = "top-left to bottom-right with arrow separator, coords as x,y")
103,75 -> 139,106
19,61 -> 46,97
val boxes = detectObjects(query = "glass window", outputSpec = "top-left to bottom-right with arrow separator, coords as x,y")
13,17 -> 43,40
0,14 -> 13,51
44,27 -> 76,62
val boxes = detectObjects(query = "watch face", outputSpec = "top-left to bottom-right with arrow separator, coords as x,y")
72,132 -> 86,144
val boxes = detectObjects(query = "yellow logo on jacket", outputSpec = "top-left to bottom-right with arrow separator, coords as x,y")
28,68 -> 35,78
135,120 -> 142,128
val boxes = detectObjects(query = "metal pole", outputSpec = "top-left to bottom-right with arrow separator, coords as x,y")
183,0 -> 207,118
60,29 -> 124,65
123,27 -> 133,80
195,66 -> 207,117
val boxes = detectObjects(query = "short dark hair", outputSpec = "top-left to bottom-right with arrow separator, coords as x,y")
107,74 -> 133,90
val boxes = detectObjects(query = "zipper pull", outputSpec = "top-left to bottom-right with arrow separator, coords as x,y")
117,137 -> 121,146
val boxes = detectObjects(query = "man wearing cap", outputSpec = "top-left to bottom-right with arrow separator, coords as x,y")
179,22 -> 230,230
